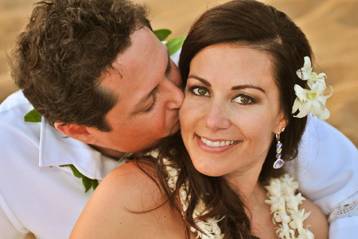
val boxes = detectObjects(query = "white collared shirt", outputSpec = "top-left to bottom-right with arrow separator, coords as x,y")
0,90 -> 357,239
0,91 -> 123,239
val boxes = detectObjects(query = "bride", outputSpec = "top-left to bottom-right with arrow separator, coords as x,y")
71,0 -> 328,238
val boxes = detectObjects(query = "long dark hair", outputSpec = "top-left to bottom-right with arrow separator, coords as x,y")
156,0 -> 311,238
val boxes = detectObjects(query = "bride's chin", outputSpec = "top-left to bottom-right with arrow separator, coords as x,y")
191,160 -> 224,177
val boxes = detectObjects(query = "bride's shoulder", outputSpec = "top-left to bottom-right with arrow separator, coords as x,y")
98,160 -> 165,210
302,198 -> 328,239
71,160 -> 166,239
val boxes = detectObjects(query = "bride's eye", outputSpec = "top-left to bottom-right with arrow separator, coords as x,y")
190,86 -> 210,97
233,94 -> 255,105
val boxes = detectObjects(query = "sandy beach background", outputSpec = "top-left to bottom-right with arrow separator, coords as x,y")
0,1 -> 356,237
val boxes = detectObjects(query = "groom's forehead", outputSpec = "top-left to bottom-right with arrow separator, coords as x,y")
113,28 -> 168,72
101,30 -> 171,105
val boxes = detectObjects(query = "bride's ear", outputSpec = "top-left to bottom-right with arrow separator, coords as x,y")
54,122 -> 96,144
274,112 -> 288,134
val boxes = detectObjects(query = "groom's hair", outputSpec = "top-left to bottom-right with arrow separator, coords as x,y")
11,0 -> 150,131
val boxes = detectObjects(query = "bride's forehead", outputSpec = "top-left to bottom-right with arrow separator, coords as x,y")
190,46 -> 276,87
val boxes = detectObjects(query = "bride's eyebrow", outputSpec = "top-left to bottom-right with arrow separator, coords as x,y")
187,74 -> 211,86
188,74 -> 265,94
231,85 -> 265,94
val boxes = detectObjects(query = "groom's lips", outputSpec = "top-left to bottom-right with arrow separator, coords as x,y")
170,119 -> 180,133
169,114 -> 180,134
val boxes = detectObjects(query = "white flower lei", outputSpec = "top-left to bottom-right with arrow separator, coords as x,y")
265,174 -> 314,239
163,158 -> 224,239
162,155 -> 313,239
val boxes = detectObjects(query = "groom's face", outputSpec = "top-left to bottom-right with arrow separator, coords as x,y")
87,27 -> 184,153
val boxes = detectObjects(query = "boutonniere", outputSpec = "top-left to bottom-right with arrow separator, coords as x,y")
61,164 -> 98,192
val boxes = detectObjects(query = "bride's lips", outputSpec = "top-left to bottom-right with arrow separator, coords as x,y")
194,133 -> 242,153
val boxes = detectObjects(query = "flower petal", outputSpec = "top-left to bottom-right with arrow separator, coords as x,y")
292,99 -> 302,114
294,101 -> 311,118
294,84 -> 307,100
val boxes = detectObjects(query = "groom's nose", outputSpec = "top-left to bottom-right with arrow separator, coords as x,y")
165,61 -> 184,109
170,59 -> 183,88
164,79 -> 184,110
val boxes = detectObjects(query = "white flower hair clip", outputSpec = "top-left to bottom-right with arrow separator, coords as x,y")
292,56 -> 333,120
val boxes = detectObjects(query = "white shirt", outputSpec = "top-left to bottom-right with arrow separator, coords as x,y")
0,91 -> 122,239
0,91 -> 357,239
286,116 -> 358,238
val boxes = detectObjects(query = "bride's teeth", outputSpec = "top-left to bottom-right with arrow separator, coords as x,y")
201,137 -> 235,147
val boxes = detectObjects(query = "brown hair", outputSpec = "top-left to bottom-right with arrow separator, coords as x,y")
12,0 -> 150,130
157,0 -> 311,238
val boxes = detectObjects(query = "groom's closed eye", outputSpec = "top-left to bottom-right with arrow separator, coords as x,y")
143,88 -> 158,112
131,85 -> 159,115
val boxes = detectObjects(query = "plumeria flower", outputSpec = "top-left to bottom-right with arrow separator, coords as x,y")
195,217 -> 224,239
297,56 -> 326,85
296,56 -> 313,81
281,174 -> 299,189
276,223 -> 295,239
286,193 -> 305,211
265,179 -> 283,197
292,85 -> 331,120
280,175 -> 298,196
297,229 -> 315,239
296,57 -> 326,84
292,56 -> 332,120
194,200 -> 208,216
147,149 -> 159,158
290,209 -> 311,228
266,196 -> 286,212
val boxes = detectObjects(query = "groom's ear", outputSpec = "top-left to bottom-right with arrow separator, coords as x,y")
54,122 -> 96,144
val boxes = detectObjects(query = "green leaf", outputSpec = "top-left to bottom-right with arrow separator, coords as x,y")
24,109 -> 41,123
154,28 -> 172,41
82,177 -> 92,193
92,180 -> 99,190
166,37 -> 185,56
68,165 -> 82,178
61,164 -> 99,192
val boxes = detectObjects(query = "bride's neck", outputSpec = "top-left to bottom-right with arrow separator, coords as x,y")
224,168 -> 263,209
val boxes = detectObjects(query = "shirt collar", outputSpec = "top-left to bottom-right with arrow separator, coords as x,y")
38,119 -> 121,180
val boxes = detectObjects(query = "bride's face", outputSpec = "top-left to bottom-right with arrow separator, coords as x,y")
179,44 -> 286,180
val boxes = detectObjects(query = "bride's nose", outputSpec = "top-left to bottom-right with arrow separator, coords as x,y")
205,102 -> 231,131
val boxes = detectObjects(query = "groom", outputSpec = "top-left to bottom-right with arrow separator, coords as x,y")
0,0 -> 356,238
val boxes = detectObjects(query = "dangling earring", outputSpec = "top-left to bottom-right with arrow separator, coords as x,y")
273,129 -> 285,169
